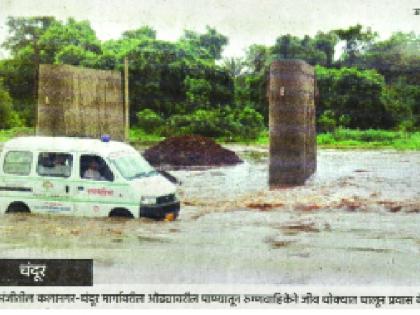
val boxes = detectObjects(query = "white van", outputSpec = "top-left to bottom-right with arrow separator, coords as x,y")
0,136 -> 180,220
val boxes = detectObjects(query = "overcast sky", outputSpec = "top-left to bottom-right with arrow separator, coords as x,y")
0,0 -> 419,59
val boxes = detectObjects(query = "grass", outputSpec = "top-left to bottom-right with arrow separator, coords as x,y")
227,128 -> 420,150
1,127 -> 419,150
128,128 -> 165,146
316,129 -> 420,150
0,127 -> 35,142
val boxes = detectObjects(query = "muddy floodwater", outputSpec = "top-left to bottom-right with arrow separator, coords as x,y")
0,146 -> 419,285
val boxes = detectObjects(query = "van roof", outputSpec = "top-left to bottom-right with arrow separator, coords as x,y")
3,136 -> 136,155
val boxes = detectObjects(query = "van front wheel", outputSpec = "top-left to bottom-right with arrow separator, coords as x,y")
109,208 -> 134,219
6,202 -> 30,214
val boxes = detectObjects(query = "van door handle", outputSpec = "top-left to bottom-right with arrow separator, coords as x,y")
65,185 -> 70,193
78,186 -> 84,191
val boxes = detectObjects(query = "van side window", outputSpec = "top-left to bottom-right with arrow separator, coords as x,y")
80,155 -> 114,181
3,151 -> 33,176
37,153 -> 73,178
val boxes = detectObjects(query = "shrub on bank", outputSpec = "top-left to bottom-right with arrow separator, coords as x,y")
135,106 -> 264,141
136,108 -> 164,133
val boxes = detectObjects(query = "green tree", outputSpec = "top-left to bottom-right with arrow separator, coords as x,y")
2,16 -> 56,56
381,78 -> 420,129
244,44 -> 271,73
334,24 -> 377,66
54,45 -> 99,67
272,34 -> 303,59
198,26 -> 228,60
1,16 -> 56,124
184,76 -> 212,109
180,26 -> 228,60
101,29 -> 233,121
122,26 -> 156,40
222,57 -> 244,78
358,32 -> 420,84
0,80 -> 13,129
271,34 -> 329,66
236,44 -> 272,123
314,31 -> 339,67
39,18 -> 101,63
1,17 -> 101,125
316,66 -> 391,129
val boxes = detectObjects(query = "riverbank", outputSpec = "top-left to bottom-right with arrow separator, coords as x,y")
1,127 -> 420,150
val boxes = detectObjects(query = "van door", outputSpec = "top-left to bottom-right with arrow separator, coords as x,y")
32,152 -> 74,214
74,154 -> 123,217
1,150 -> 34,212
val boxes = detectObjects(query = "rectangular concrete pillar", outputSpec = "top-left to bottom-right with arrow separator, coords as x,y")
37,64 -> 125,141
268,59 -> 316,187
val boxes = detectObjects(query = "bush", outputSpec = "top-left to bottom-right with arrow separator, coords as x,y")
136,109 -> 164,133
162,108 -> 226,137
162,114 -> 193,136
8,111 -> 25,128
188,109 -> 223,137
236,106 -> 264,139
318,110 -> 336,132
161,106 -> 264,140
397,120 -> 416,132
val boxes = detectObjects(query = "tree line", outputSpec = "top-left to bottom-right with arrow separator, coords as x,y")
0,17 -> 419,139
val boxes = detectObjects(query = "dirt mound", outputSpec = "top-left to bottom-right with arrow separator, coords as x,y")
143,135 -> 243,168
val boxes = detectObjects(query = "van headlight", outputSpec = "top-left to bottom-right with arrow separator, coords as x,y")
141,196 -> 157,205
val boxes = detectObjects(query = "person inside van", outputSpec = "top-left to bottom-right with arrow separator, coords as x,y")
83,159 -> 104,181
38,153 -> 71,177
50,154 -> 71,177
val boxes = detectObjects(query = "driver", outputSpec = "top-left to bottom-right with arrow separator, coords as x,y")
83,159 -> 104,180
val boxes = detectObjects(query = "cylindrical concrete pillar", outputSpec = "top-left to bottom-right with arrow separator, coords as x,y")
268,59 -> 316,187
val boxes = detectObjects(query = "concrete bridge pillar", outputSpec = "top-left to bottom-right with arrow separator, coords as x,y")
268,59 -> 316,187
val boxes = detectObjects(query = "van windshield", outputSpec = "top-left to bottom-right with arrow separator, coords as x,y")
109,153 -> 157,180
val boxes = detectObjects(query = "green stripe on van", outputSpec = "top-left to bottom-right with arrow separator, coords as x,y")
1,175 -> 129,187
4,194 -> 139,206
